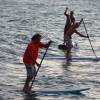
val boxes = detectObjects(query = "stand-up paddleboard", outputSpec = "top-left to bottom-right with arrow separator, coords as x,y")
34,88 -> 90,94
45,56 -> 100,61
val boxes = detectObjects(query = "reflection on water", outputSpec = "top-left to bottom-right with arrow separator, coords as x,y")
0,0 -> 100,99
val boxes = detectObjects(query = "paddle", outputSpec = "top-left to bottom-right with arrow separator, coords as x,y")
79,18 -> 83,25
82,19 -> 98,61
30,41 -> 52,90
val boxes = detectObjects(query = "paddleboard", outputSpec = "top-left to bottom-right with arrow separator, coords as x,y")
34,88 -> 90,94
45,56 -> 100,61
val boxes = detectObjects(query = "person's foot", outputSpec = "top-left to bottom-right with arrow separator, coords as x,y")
66,61 -> 71,65
23,88 -> 27,93
28,86 -> 32,92
23,87 -> 29,93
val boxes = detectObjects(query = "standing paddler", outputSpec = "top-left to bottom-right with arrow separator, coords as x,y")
23,33 -> 51,93
64,21 -> 89,63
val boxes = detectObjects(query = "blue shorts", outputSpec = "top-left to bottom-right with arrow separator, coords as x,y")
25,64 -> 36,77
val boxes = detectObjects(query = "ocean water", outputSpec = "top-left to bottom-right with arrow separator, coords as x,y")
0,0 -> 100,99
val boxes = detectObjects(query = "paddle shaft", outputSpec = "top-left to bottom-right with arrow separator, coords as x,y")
79,18 -> 83,25
82,19 -> 98,59
30,42 -> 51,89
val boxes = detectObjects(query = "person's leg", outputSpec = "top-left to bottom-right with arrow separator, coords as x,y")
23,64 -> 35,92
23,76 -> 33,92
66,40 -> 72,63
28,66 -> 36,91
66,49 -> 72,62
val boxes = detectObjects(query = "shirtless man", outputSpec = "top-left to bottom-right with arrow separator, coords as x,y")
64,21 -> 88,63
64,7 -> 75,42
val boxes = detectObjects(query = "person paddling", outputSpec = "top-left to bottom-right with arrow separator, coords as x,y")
23,33 -> 51,93
64,7 -> 75,42
64,22 -> 88,63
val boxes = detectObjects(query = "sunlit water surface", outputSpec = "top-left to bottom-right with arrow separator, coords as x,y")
0,0 -> 100,100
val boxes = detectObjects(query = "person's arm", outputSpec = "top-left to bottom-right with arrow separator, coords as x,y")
39,41 -> 52,48
75,30 -> 88,38
29,51 -> 40,67
64,7 -> 68,16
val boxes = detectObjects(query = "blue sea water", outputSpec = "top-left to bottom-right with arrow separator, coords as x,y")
0,0 -> 100,99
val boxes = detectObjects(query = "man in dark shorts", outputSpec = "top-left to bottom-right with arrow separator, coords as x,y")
64,22 -> 88,63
